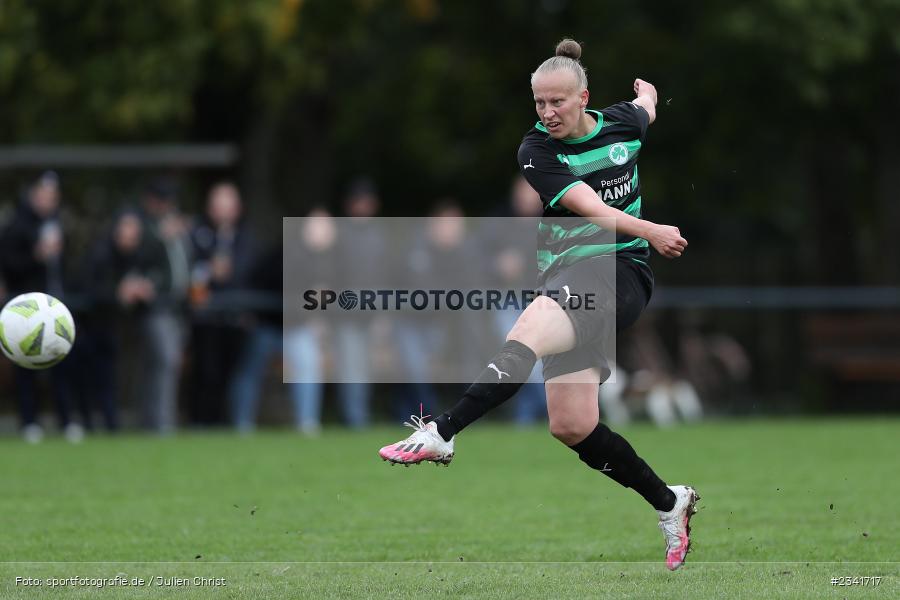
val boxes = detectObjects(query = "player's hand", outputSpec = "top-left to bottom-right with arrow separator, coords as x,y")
647,224 -> 687,258
633,78 -> 657,105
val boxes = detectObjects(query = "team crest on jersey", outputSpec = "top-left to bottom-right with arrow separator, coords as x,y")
609,143 -> 629,165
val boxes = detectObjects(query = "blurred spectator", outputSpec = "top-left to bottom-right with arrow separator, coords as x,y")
332,178 -> 387,428
677,311 -> 751,413
393,200 -> 488,419
481,175 -> 547,424
187,182 -> 257,426
82,209 -> 169,431
620,314 -> 704,427
0,171 -> 81,443
1,172 -> 66,296
135,178 -> 191,433
226,243 -> 282,432
229,209 -> 335,433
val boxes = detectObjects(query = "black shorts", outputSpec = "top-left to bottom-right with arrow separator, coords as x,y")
537,256 -> 653,382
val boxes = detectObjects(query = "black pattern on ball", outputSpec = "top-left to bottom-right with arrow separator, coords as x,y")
338,291 -> 359,310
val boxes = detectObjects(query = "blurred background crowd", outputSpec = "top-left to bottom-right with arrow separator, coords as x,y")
1,170 -> 728,441
1,0 -> 898,440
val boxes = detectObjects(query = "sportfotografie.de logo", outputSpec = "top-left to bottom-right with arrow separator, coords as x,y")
301,288 -> 598,311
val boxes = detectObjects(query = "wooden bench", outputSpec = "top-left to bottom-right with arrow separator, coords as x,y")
805,314 -> 900,382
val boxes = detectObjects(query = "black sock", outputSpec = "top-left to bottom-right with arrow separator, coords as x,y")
569,422 -> 676,512
432,340 -> 537,441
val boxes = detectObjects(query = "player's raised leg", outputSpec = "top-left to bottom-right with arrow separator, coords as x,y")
378,295 -> 575,465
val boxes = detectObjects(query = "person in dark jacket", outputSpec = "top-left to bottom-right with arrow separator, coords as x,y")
186,182 -> 257,426
0,171 -> 80,442
79,209 -> 171,431
135,179 -> 190,433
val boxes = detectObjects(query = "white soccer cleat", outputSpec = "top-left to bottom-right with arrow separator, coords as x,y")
657,484 -> 700,570
378,415 -> 454,466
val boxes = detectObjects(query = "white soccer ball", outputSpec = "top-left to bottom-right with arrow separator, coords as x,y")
0,292 -> 76,369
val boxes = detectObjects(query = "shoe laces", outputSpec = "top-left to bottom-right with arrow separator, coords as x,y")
659,517 -> 679,536
403,414 -> 430,434
401,404 -> 434,442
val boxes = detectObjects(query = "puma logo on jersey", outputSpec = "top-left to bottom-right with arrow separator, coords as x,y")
487,363 -> 509,380
523,159 -> 534,170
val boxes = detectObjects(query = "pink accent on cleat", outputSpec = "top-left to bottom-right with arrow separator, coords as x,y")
665,517 -> 691,570
658,485 -> 700,571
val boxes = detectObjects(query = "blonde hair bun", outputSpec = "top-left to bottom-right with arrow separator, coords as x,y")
555,39 -> 582,60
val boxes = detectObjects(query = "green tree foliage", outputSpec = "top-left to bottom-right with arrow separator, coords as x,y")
1,0 -> 898,283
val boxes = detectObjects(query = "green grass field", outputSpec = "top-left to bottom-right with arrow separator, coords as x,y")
1,418 -> 897,599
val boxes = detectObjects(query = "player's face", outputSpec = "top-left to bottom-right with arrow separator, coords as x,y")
532,71 -> 587,140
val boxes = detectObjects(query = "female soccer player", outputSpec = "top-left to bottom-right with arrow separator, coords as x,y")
378,39 -> 699,570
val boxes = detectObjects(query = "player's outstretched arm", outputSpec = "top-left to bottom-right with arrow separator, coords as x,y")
631,78 -> 657,124
559,183 -> 687,258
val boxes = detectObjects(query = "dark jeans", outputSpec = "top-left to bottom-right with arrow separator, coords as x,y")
188,321 -> 246,426
16,362 -> 72,429
69,324 -> 119,431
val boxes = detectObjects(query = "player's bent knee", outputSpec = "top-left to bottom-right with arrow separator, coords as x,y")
549,418 -> 595,445
545,377 -> 601,445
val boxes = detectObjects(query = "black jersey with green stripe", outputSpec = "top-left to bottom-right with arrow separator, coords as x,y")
517,101 -> 651,285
